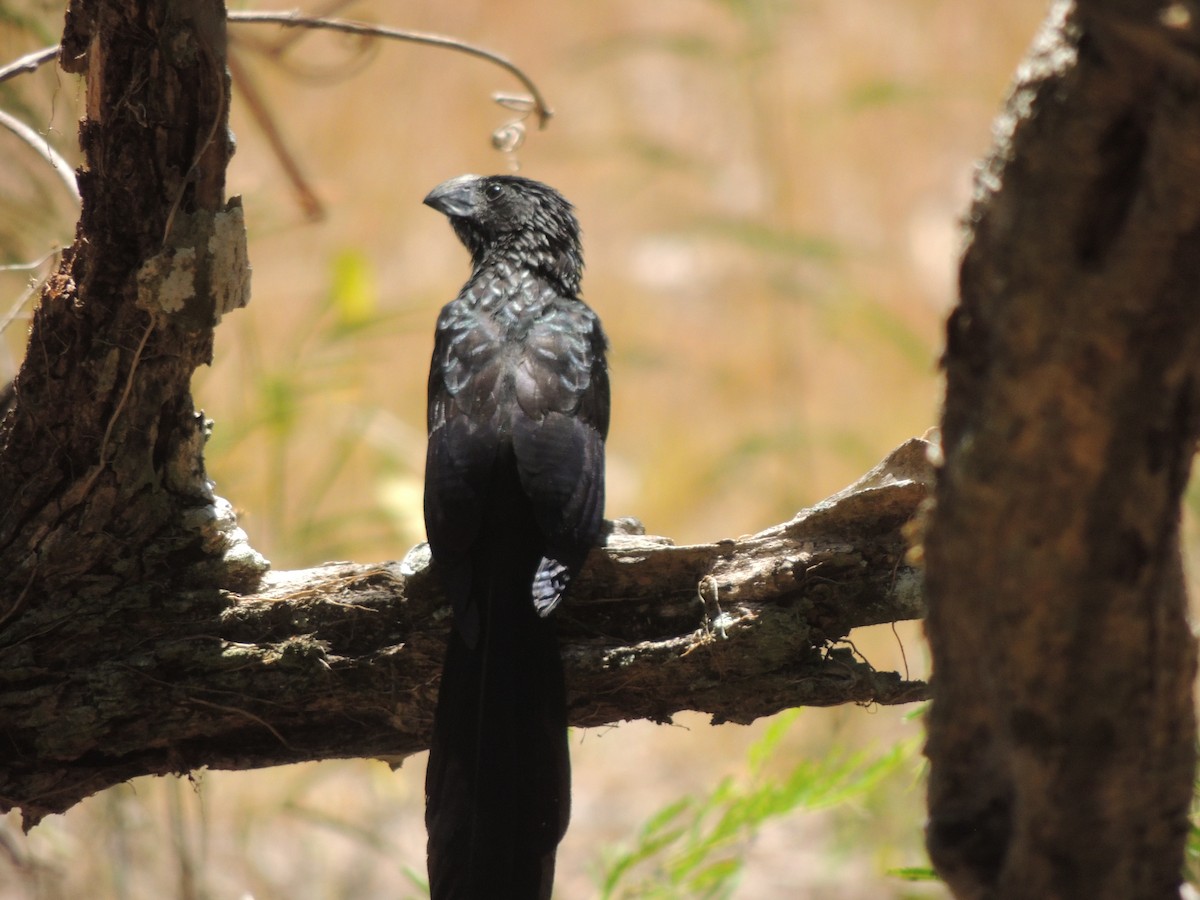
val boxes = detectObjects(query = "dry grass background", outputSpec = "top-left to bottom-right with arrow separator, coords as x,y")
0,0 -> 1146,897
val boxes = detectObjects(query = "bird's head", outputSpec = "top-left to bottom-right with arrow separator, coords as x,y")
423,174 -> 584,294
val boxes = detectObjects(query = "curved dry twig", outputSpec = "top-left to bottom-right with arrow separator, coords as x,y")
0,14 -> 552,217
225,51 -> 325,221
226,11 -> 554,128
0,109 -> 79,204
0,45 -> 57,86
0,250 -> 61,336
0,47 -> 77,203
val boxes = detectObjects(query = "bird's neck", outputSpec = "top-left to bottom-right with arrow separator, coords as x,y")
471,239 -> 583,297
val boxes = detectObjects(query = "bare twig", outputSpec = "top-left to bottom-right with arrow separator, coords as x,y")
0,251 -> 60,273
234,0 -> 363,57
0,14 -> 551,216
226,52 -> 324,221
231,18 -> 380,85
0,109 -> 80,204
226,11 -> 554,128
0,250 -> 59,336
0,45 -> 57,86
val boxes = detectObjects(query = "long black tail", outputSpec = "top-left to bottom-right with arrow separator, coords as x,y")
425,557 -> 570,900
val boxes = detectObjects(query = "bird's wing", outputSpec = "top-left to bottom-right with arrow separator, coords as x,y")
424,298 -> 507,645
511,300 -> 609,613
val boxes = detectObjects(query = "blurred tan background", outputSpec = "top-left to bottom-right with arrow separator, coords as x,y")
0,1 -> 1106,897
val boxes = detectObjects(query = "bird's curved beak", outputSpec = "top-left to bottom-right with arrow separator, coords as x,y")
423,175 -> 481,218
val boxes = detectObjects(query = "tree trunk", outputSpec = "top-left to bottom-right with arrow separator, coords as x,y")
0,0 -> 928,829
1,0 -> 253,595
924,2 -> 1200,897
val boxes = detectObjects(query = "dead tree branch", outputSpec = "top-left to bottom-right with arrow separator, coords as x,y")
0,439 -> 930,829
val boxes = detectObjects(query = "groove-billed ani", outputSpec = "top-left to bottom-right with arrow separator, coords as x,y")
421,174 -> 609,899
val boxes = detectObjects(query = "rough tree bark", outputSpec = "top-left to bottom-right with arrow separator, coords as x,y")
924,1 -> 1200,898
0,1 -> 928,829
0,440 -> 930,827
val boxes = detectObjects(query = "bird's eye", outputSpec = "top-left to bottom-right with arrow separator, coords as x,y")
484,182 -> 504,202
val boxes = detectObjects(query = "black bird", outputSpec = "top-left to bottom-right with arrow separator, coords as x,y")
422,174 -> 609,899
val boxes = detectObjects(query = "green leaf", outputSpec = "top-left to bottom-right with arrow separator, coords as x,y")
889,866 -> 941,882
328,249 -> 377,330
597,713 -> 921,898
